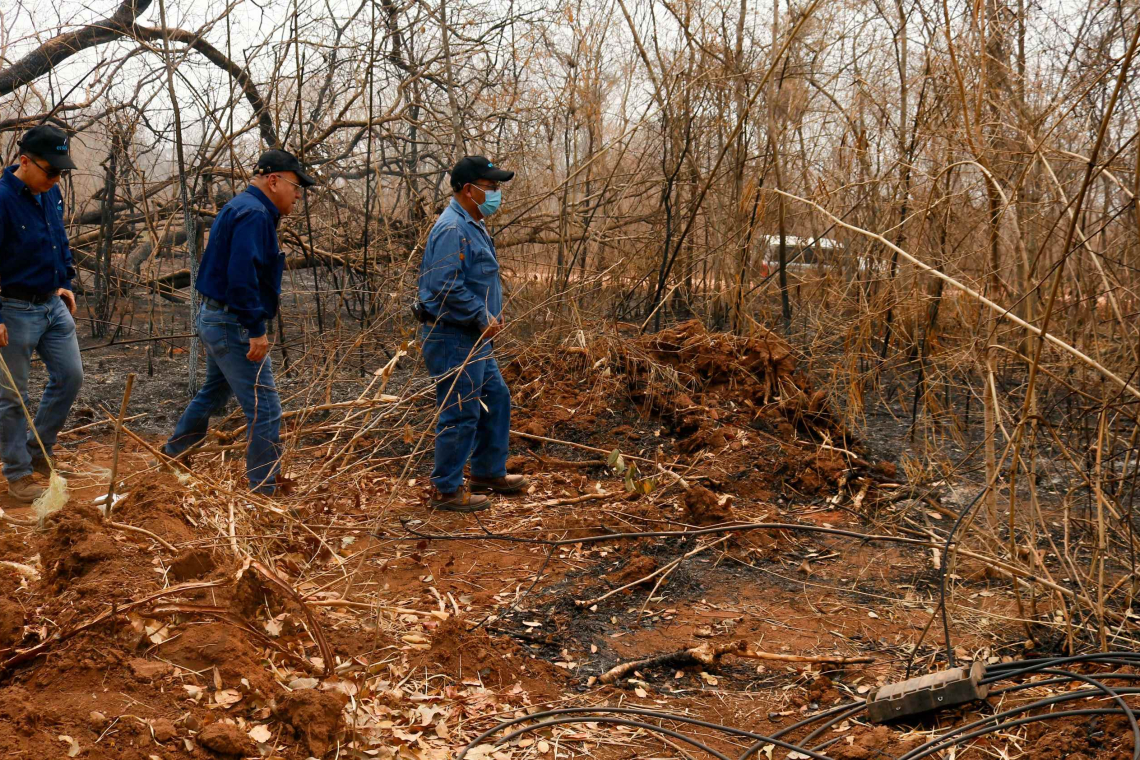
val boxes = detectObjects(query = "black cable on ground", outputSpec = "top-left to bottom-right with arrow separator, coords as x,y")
904,709 -> 1130,760
899,674 -> 1140,760
456,656 -> 1140,760
454,706 -> 839,760
496,717 -> 736,760
739,704 -> 866,760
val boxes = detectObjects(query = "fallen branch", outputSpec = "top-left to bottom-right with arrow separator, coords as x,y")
598,639 -> 873,684
249,560 -> 335,676
577,536 -> 730,608
540,491 -> 613,507
59,413 -> 146,438
110,520 -> 178,552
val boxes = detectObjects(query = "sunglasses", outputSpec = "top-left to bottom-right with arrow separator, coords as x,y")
29,156 -> 68,179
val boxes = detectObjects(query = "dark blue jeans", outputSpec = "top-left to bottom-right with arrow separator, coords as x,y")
0,296 -> 82,482
165,306 -> 282,494
421,324 -> 511,493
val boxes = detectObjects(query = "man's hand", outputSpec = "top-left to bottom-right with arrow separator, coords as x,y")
0,324 -> 8,348
57,289 -> 76,315
247,334 -> 270,362
481,317 -> 505,340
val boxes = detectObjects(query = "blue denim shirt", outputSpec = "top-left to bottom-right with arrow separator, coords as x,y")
0,165 -> 75,324
417,198 -> 502,331
196,186 -> 282,339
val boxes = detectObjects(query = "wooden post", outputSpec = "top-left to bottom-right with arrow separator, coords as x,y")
105,373 -> 136,520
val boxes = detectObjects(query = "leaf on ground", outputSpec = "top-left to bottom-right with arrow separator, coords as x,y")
248,724 -> 272,743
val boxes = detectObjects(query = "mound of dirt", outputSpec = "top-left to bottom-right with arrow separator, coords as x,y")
793,452 -> 847,494
682,486 -> 735,525
198,722 -> 254,755
275,688 -> 346,756
412,616 -> 564,695
831,725 -> 919,760
114,477 -> 195,543
605,554 -> 657,586
169,548 -> 216,581
0,597 -> 22,649
38,505 -> 119,582
159,623 -> 273,695
640,320 -> 796,399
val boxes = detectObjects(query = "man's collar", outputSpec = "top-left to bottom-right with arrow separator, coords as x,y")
449,197 -> 483,226
246,185 -> 281,222
1,165 -> 33,195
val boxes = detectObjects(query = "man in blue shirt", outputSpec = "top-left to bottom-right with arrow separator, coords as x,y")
163,150 -> 314,495
0,125 -> 82,503
415,156 -> 528,512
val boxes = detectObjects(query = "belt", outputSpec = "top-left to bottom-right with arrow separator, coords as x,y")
417,312 -> 482,336
202,296 -> 229,311
1,288 -> 55,304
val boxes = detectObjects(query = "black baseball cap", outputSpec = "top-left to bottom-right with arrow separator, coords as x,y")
253,149 -> 316,187
450,156 -> 514,191
18,125 -> 77,171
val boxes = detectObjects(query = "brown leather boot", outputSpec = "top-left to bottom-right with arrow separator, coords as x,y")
8,475 -> 44,503
430,486 -> 491,512
468,474 -> 529,495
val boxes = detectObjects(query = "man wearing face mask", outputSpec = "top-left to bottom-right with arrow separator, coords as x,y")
414,155 -> 527,512
162,149 -> 315,495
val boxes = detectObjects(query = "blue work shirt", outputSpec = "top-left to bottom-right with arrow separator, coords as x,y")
0,166 -> 75,324
196,186 -> 283,339
417,198 -> 502,331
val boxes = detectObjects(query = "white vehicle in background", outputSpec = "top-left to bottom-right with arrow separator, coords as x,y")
757,234 -> 874,278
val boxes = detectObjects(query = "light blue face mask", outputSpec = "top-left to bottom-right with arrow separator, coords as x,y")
475,186 -> 502,217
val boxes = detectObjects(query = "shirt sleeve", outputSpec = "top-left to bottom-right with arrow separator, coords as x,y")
224,210 -> 270,338
420,224 -> 490,330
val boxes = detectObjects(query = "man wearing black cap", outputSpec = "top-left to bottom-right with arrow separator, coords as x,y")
414,155 -> 528,512
162,149 -> 315,495
0,124 -> 82,503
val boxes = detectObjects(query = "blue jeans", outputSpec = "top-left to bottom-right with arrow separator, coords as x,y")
420,324 -> 511,493
165,306 -> 282,494
0,296 -> 82,482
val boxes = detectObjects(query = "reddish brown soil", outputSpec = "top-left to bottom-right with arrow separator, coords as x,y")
198,722 -> 254,755
682,484 -> 736,524
275,688 -> 347,756
411,615 -> 567,696
0,323 -> 1117,759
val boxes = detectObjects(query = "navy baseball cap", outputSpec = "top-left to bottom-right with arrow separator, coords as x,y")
253,149 -> 316,187
450,156 -> 514,191
18,125 -> 77,171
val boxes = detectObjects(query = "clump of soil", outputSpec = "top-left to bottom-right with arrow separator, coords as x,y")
0,597 -> 22,649
0,685 -> 35,736
682,486 -> 735,525
605,554 -> 657,586
275,688 -> 346,756
640,319 -> 796,400
806,675 -> 841,705
38,504 -> 118,582
198,722 -> 254,755
831,725 -> 919,760
794,452 -> 847,494
169,548 -> 216,581
412,616 -> 563,694
159,623 -> 273,695
113,476 -> 195,543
